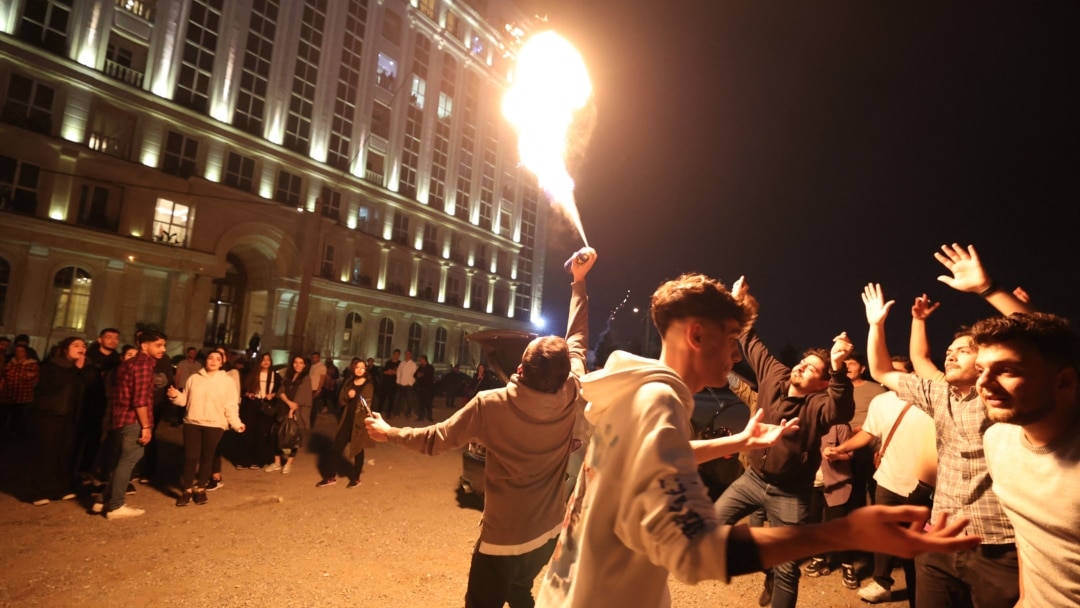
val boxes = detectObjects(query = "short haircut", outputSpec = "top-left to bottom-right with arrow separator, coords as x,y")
137,329 -> 167,344
971,313 -> 1080,371
890,355 -> 914,373
847,352 -> 867,368
650,273 -> 747,338
312,351 -> 321,356
519,336 -> 571,393
803,348 -> 832,380
393,348 -> 401,354
953,326 -> 973,341
187,346 -> 197,352
99,328 -> 120,337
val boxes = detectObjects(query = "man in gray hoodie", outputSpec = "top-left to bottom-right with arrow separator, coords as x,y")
366,247 -> 597,608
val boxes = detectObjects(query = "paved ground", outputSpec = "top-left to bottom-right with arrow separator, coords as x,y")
0,403 -> 910,607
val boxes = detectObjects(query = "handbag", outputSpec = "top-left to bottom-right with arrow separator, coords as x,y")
874,402 -> 914,468
258,398 -> 279,418
276,415 -> 302,448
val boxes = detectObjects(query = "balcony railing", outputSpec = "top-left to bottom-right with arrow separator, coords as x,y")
88,132 -> 129,160
365,169 -> 384,186
104,59 -> 145,88
115,0 -> 155,21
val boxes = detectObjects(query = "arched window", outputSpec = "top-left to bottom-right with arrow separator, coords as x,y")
407,322 -> 422,355
343,312 -> 363,356
52,266 -> 92,331
377,318 -> 394,359
433,326 -> 447,364
0,256 -> 9,325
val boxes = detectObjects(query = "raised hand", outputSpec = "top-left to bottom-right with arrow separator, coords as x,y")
830,331 -> 854,368
911,294 -> 941,320
934,243 -> 992,293
862,283 -> 895,326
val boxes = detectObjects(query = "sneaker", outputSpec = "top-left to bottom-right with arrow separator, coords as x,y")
192,490 -> 208,506
248,464 -> 261,470
91,502 -> 104,514
315,478 -> 337,488
857,581 -> 892,603
125,483 -> 137,495
176,491 -> 192,507
61,492 -> 77,501
841,563 -> 859,590
106,505 -> 145,520
32,498 -> 49,506
205,478 -> 223,492
264,463 -> 282,473
234,464 -> 246,470
804,557 -> 830,577
282,463 -> 292,475
346,479 -> 360,489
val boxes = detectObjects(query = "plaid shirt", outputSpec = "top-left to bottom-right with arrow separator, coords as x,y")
896,374 -> 1014,544
2,359 -> 39,404
110,351 -> 156,430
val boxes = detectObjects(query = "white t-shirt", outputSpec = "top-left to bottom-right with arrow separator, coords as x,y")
309,361 -> 326,391
984,421 -> 1080,607
861,391 -> 935,496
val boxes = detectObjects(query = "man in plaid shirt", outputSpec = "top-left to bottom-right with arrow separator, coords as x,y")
858,245 -> 1033,607
102,330 -> 167,519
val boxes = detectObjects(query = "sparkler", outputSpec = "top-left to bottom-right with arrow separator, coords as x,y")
503,31 -> 593,247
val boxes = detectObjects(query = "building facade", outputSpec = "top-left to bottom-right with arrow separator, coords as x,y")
0,0 -> 549,368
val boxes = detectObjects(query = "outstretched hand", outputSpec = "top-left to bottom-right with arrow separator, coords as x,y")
911,294 -> 940,320
845,507 -> 980,559
862,283 -> 895,326
830,332 -> 854,368
567,247 -> 597,282
934,243 -> 992,294
738,409 -> 799,450
364,412 -> 391,442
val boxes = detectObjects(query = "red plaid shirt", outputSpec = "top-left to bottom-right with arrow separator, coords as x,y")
110,352 -> 156,430
1,359 -> 39,404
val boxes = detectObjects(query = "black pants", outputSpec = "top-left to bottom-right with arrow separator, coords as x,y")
253,411 -> 277,467
808,486 -> 851,566
418,387 -> 434,420
848,446 -> 876,508
915,544 -> 1019,608
465,537 -> 557,608
319,410 -> 364,481
181,425 -> 224,489
872,485 -> 918,603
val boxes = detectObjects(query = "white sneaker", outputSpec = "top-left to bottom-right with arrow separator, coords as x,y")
857,581 -> 891,603
91,502 -> 104,513
106,504 -> 146,520
32,498 -> 49,506
264,463 -> 282,473
61,492 -> 77,501
282,462 -> 292,474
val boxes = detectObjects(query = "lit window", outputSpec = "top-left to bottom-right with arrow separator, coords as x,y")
52,266 -> 92,331
377,318 -> 394,359
376,53 -> 398,90
343,312 -> 363,355
152,198 -> 191,246
434,327 -> 447,363
407,322 -> 422,354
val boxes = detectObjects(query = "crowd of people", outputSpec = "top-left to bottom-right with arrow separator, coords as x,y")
3,241 -> 1077,608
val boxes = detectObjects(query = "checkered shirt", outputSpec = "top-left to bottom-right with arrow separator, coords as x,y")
110,351 -> 156,430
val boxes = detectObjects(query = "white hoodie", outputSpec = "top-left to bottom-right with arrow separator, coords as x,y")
171,368 -> 242,431
537,351 -> 730,608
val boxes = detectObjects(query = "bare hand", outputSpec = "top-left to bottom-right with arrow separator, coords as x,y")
347,388 -> 356,399
236,424 -> 246,434
911,294 -> 940,320
568,247 -> 597,282
934,243 -> 992,293
167,386 -> 179,399
739,410 -> 799,450
862,283 -> 895,326
364,412 -> 391,442
1012,286 -> 1031,304
830,332 -> 854,367
137,428 -> 152,446
845,507 -> 980,559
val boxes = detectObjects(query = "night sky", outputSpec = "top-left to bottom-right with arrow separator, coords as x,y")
530,2 -> 1080,362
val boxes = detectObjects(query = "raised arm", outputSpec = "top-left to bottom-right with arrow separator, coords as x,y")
862,283 -> 904,391
565,247 -> 596,377
933,243 -> 1034,316
909,294 -> 943,380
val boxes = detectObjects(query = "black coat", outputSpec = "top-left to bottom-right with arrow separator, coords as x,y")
34,356 -> 97,418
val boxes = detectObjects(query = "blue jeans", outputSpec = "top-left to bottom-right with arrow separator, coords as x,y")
714,469 -> 810,608
106,423 -> 144,511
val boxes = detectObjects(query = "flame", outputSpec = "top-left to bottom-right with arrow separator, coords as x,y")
503,31 -> 593,245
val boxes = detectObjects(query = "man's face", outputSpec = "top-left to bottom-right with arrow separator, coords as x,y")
100,331 -> 120,351
790,355 -> 829,393
391,351 -> 401,362
143,339 -> 167,360
367,358 -> 375,367
844,359 -> 865,382
695,319 -> 743,388
311,353 -> 321,364
187,348 -> 197,360
944,337 -> 979,386
0,339 -> 9,351
404,350 -> 413,361
975,341 -> 1072,426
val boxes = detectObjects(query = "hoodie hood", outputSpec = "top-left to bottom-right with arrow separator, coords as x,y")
505,372 -> 582,422
580,351 -> 695,424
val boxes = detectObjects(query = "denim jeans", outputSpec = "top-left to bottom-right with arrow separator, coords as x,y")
915,544 -> 1019,608
106,423 -> 145,511
714,469 -> 810,608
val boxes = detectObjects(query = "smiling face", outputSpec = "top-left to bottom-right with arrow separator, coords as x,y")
292,356 -> 307,374
975,341 -> 1072,426
944,336 -> 979,387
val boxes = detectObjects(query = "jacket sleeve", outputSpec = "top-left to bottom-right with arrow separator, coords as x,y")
738,329 -> 790,389
613,384 -> 731,584
223,376 -> 242,430
565,280 -> 589,377
814,370 -> 855,427
390,395 -> 484,455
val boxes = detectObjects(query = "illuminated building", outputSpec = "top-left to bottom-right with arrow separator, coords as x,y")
0,0 -> 547,366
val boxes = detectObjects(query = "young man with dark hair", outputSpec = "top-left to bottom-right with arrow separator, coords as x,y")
971,312 -> 1080,606
366,249 -> 597,608
536,273 -> 977,608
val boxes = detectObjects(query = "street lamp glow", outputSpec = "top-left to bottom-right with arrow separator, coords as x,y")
532,316 -> 547,330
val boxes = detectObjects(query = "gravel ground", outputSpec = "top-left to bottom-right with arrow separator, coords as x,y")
0,403 -> 910,607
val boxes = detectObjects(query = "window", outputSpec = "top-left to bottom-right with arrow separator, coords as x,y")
386,258 -> 406,294
17,0 -> 71,55
152,198 -> 191,246
470,281 -> 484,310
174,0 -> 223,113
223,151 -> 255,191
410,35 -> 430,108
2,73 -> 54,135
516,181 -> 539,318
283,0 -> 327,155
428,53 -> 455,208
365,151 -> 385,186
407,322 -> 422,355
418,0 -> 436,20
478,122 -> 497,229
274,169 -> 302,205
319,242 -> 335,279
444,11 -> 462,43
457,329 -> 470,366
116,0 -> 155,20
433,327 -> 447,363
234,0 -> 279,136
320,187 -> 341,221
0,155 -> 41,215
391,212 -> 409,245
0,257 -> 8,325
356,203 -> 378,234
350,257 -> 371,286
87,102 -> 134,159
381,10 -> 402,45
104,36 -> 148,88
376,53 -> 398,91
418,264 -> 436,300
326,0 -> 368,171
370,101 -> 391,139
52,266 -> 91,331
498,201 -> 514,236
400,104 -> 422,199
446,274 -> 461,306
162,130 -> 199,178
422,224 -> 438,254
343,312 -> 363,355
377,317 -> 394,359
76,182 -> 121,231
